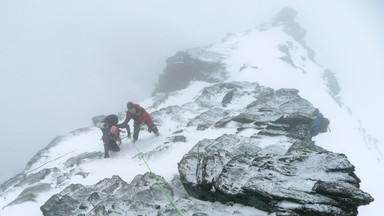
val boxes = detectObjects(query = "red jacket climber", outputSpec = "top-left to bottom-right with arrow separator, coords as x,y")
118,102 -> 159,142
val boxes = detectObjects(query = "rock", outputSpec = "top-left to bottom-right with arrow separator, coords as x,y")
172,129 -> 184,134
215,117 -> 233,128
187,108 -> 227,128
64,152 -> 102,168
313,181 -> 374,206
40,173 -> 174,216
15,168 -> 53,188
150,105 -> 183,126
165,135 -> 187,143
323,68 -> 342,106
178,134 -> 373,215
221,90 -> 235,107
40,194 -> 81,216
153,51 -> 226,94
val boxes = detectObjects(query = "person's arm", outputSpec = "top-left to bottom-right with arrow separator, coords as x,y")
121,111 -> 132,124
117,122 -> 131,137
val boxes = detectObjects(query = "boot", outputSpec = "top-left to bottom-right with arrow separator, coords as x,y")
152,126 -> 159,136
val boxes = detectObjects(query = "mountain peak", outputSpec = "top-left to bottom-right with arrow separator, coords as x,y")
272,7 -> 299,25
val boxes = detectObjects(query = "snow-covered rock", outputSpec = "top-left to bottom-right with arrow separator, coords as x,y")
40,173 -> 174,216
179,135 -> 373,216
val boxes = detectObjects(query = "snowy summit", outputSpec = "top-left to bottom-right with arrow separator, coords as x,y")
0,8 -> 382,216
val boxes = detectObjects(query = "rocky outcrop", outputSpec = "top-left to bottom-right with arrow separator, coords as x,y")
178,135 -> 373,215
176,81 -> 373,215
323,68 -> 342,106
153,51 -> 226,94
41,173 -> 272,216
272,7 -> 315,61
40,173 -> 174,216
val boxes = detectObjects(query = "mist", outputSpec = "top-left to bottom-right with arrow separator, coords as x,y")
1,0 -> 383,183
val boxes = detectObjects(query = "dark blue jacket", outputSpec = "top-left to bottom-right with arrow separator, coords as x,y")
310,112 -> 324,136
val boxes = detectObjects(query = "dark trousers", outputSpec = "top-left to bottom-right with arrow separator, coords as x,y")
104,139 -> 120,154
133,122 -> 141,141
133,121 -> 158,141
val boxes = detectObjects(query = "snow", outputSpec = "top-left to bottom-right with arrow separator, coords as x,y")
1,23 -> 383,216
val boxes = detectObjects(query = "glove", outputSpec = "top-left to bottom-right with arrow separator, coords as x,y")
127,133 -> 131,138
148,126 -> 153,133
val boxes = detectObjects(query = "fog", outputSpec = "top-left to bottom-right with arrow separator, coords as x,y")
1,0 -> 383,183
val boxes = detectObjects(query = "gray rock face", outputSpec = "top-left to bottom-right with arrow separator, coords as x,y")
272,7 -> 315,61
178,135 -> 373,216
187,107 -> 227,129
153,51 -> 226,94
41,172 -> 256,216
221,90 -> 235,107
165,135 -> 187,143
323,68 -> 342,106
40,173 -> 173,216
150,105 -> 183,126
41,172 -> 268,216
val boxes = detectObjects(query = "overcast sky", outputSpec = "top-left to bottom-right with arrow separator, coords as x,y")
1,0 -> 383,183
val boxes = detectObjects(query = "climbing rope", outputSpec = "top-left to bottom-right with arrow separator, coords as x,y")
123,128 -> 183,216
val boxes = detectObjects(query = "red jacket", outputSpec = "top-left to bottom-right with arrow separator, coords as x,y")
122,104 -> 154,126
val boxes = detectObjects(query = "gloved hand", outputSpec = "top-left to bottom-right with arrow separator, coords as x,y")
127,133 -> 131,138
148,126 -> 153,133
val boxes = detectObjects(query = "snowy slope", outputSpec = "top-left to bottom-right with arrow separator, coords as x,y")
1,9 -> 382,216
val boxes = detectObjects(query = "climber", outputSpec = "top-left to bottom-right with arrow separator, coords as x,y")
99,114 -> 130,158
118,102 -> 159,143
309,108 -> 330,140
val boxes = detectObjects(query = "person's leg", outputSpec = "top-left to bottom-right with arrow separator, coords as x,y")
151,125 -> 159,136
133,122 -> 141,142
102,130 -> 110,158
109,140 -> 120,152
146,121 -> 159,136
103,143 -> 110,158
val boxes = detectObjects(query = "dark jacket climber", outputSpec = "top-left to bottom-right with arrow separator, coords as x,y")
118,102 -> 159,142
100,114 -> 130,158
310,108 -> 324,137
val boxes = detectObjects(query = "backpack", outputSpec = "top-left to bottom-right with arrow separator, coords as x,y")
103,114 -> 119,125
319,117 -> 330,133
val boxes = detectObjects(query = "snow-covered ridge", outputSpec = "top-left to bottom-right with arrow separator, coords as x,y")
0,81 -> 374,216
1,8 -> 382,216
